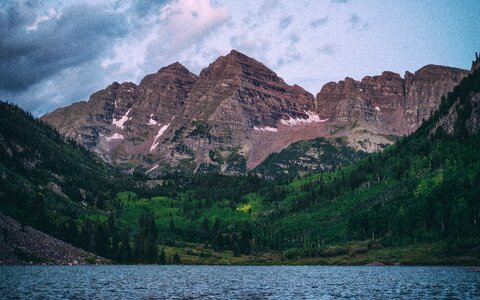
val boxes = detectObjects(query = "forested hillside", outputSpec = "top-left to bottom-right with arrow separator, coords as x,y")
0,102 -> 134,261
1,67 -> 479,265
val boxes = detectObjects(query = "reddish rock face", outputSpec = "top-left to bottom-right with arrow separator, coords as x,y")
41,50 -> 469,174
317,65 -> 469,136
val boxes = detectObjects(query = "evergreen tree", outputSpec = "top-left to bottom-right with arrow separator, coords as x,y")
135,210 -> 159,263
159,248 -> 166,264
173,252 -> 181,264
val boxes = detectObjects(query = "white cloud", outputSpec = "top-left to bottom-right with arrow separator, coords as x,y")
159,0 -> 230,48
26,8 -> 61,31
102,0 -> 230,81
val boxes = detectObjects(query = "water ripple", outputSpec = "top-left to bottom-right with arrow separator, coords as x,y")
0,265 -> 479,299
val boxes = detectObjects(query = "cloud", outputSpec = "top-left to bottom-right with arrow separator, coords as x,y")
317,44 -> 337,56
289,34 -> 300,45
310,17 -> 328,28
331,0 -> 350,3
279,16 -> 293,30
133,0 -> 169,17
103,0 -> 230,78
0,2 -> 129,92
348,13 -> 368,30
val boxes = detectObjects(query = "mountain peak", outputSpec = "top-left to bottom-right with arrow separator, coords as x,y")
198,49 -> 277,82
156,61 -> 192,75
225,49 -> 247,58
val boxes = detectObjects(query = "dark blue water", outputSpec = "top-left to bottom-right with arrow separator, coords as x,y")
1,265 -> 479,299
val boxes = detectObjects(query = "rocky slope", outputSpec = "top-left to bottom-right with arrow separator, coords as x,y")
0,213 -> 107,265
41,50 -> 469,175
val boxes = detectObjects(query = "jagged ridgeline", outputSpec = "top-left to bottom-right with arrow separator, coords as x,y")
41,50 -> 468,176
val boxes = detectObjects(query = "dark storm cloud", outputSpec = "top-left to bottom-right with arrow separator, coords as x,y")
0,2 -> 129,92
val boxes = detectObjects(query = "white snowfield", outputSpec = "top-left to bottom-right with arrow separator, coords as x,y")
149,123 -> 170,153
105,133 -> 124,141
254,126 -> 278,132
280,111 -> 328,126
112,108 -> 132,129
375,106 -> 380,111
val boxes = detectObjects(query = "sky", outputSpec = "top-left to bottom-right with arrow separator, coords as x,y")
1,0 -> 479,116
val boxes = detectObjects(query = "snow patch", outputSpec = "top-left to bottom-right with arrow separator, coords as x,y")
280,111 -> 328,126
375,106 -> 380,111
410,123 -> 416,128
221,83 -> 229,87
105,133 -> 124,141
149,123 -> 170,153
112,108 -> 132,129
254,126 -> 278,132
148,115 -> 158,125
146,164 -> 159,174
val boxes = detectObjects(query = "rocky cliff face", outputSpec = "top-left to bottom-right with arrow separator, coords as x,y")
41,50 -> 469,174
161,50 -> 317,173
42,63 -> 198,164
316,65 -> 468,151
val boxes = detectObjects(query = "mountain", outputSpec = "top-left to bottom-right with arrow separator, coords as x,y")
41,50 -> 468,175
106,66 -> 480,264
266,67 -> 480,254
1,62 -> 479,265
316,65 -> 468,151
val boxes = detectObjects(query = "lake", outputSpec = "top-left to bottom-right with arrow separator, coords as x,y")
1,265 -> 479,299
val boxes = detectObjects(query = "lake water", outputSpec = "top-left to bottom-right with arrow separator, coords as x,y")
1,265 -> 479,299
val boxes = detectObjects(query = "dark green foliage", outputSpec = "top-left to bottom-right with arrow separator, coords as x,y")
134,210 -> 158,263
159,248 -> 166,264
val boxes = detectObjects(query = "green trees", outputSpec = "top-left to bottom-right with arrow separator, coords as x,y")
134,211 -> 158,263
